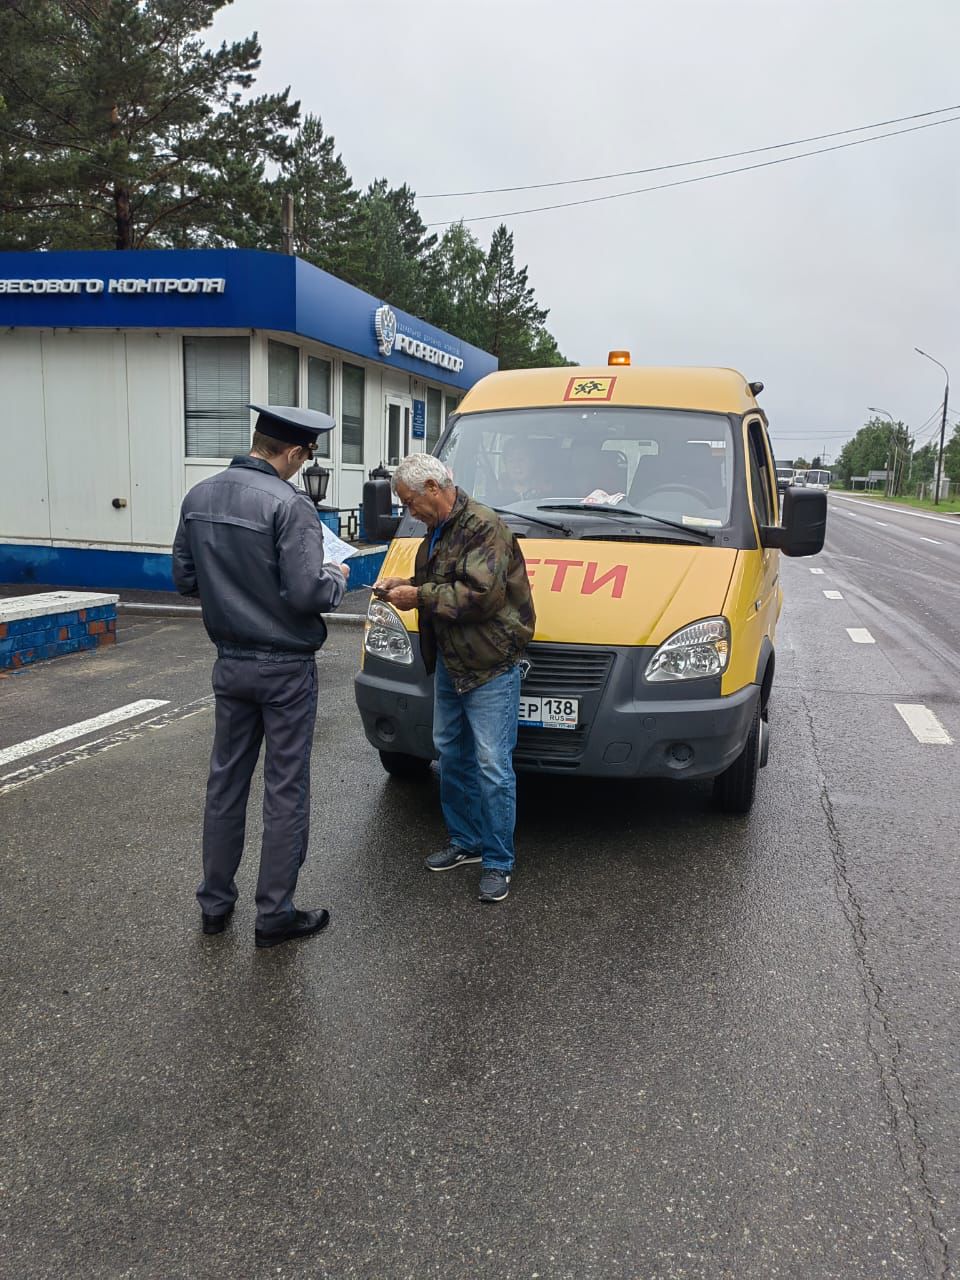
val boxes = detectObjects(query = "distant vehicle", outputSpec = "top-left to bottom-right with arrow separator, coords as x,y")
804,469 -> 831,491
775,465 -> 795,494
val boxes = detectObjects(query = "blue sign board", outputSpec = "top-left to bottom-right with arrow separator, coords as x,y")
412,399 -> 426,439
0,248 -> 498,392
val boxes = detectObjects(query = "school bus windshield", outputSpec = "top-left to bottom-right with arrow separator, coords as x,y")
437,407 -> 735,528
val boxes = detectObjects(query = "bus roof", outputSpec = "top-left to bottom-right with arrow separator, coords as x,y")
459,366 -> 762,416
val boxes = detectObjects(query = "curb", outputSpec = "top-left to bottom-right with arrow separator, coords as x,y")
118,601 -> 366,625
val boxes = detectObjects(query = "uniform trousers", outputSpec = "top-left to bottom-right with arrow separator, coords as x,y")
198,654 -> 318,930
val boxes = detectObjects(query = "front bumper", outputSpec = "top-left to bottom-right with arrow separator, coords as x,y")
355,639 -> 762,780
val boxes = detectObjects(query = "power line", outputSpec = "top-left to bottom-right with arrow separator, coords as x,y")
911,403 -> 948,447
421,103 -> 960,199
770,431 -> 853,439
426,114 -> 960,227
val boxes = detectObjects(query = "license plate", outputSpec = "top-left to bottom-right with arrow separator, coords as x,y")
518,695 -> 579,730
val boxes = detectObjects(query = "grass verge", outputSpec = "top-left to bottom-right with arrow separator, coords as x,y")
830,489 -> 960,515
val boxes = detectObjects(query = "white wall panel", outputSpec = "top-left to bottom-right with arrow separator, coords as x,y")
125,333 -> 181,546
184,460 -> 229,492
0,333 -> 51,540
42,332 -> 132,543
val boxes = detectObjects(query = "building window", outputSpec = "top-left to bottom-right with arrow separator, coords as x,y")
426,387 -> 442,450
444,394 -> 459,426
342,363 -> 365,465
183,336 -> 250,459
307,355 -> 332,458
268,340 -> 299,406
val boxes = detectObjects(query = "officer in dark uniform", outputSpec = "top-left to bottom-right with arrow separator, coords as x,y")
172,404 -> 349,948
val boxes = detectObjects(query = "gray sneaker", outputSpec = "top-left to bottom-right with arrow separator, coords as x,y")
424,844 -> 483,872
478,869 -> 512,902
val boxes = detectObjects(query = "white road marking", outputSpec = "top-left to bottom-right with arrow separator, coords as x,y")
0,696 -> 210,795
823,590 -> 844,599
895,703 -> 954,746
874,521 -> 888,526
920,536 -> 942,545
810,568 -> 825,574
834,496 -> 960,527
0,699 -> 169,767
846,628 -> 876,644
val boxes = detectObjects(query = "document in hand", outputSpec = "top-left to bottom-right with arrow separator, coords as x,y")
321,522 -> 359,566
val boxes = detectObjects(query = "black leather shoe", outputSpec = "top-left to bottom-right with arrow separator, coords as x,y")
201,905 -> 235,934
255,908 -> 330,949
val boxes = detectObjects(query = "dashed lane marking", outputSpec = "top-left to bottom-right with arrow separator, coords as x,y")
847,628 -> 876,644
0,696 -> 212,795
920,536 -> 943,545
895,703 -> 954,745
875,521 -> 888,526
0,699 -> 169,767
810,568 -> 825,574
823,590 -> 844,600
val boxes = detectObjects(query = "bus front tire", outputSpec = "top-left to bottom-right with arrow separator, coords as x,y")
379,750 -> 432,780
713,702 -> 761,815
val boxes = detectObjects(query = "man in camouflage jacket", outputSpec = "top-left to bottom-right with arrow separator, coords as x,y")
377,454 -> 535,902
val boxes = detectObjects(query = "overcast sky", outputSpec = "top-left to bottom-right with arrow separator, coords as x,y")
212,0 -> 959,463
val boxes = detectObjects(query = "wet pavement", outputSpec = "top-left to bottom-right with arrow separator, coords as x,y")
1,500 -> 959,1278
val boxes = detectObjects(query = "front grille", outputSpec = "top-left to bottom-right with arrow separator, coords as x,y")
514,644 -> 616,767
520,643 -> 615,695
515,726 -> 588,760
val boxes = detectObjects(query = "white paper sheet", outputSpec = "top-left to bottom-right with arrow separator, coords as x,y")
321,522 -> 359,564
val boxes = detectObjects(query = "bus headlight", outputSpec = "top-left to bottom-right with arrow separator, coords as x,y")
364,599 -> 414,665
644,617 -> 730,682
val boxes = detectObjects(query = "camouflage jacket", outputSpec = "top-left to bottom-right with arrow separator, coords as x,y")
412,489 -> 536,693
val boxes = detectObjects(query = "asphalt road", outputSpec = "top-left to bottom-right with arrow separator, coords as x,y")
1,502 -> 958,1279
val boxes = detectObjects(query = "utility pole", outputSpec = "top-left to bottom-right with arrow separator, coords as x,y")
281,194 -> 295,256
868,406 -> 901,497
915,348 -> 950,504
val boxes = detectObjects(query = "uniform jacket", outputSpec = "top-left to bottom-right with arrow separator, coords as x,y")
172,455 -> 345,655
412,488 -> 536,693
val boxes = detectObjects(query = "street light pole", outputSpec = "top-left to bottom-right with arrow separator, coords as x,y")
867,406 -> 901,497
915,348 -> 950,505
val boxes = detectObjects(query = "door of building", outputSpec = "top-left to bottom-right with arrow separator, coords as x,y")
383,395 -> 412,469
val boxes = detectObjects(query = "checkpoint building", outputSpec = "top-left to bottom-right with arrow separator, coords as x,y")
0,249 -> 497,590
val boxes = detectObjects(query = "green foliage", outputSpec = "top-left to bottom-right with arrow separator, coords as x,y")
422,221 -> 487,342
793,456 -> 810,469
0,0 -> 298,249
0,6 -> 568,364
344,179 -> 437,315
911,443 -> 938,485
277,114 -> 359,269
942,421 -> 960,482
480,226 -> 570,366
834,417 -> 912,493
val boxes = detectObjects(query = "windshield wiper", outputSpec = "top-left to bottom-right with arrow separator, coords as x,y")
537,502 -> 716,541
491,506 -> 573,535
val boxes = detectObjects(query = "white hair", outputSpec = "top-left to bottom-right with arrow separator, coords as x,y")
392,453 -> 455,494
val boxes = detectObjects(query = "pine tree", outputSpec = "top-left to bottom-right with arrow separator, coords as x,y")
278,115 -> 359,273
348,179 -> 436,313
423,221 -> 486,343
0,0 -> 299,250
479,224 -> 567,368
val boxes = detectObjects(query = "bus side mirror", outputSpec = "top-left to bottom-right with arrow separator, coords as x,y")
362,477 -> 400,542
761,487 -> 827,556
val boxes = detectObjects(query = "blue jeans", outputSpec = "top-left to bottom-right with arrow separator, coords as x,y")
433,657 -> 521,873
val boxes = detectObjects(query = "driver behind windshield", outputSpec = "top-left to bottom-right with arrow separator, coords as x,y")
497,437 -> 543,502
